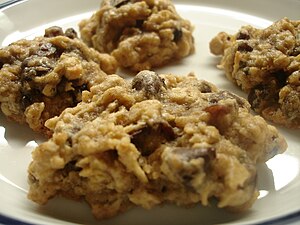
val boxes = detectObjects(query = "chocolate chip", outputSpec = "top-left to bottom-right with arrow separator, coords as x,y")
237,42 -> 253,52
173,28 -> 183,42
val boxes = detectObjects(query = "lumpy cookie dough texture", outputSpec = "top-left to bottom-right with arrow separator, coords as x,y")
210,18 -> 300,128
0,27 -> 118,135
79,0 -> 194,71
28,71 -> 287,219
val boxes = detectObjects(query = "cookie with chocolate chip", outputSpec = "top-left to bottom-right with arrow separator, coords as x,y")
79,0 -> 194,71
210,18 -> 300,128
28,70 -> 287,219
0,26 -> 118,135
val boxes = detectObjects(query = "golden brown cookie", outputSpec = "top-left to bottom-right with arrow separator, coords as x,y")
0,26 -> 117,135
210,18 -> 300,128
28,70 -> 287,219
79,0 -> 194,71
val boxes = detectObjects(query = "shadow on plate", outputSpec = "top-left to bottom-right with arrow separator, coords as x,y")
0,114 -> 45,148
30,164 -> 277,225
35,196 -> 254,225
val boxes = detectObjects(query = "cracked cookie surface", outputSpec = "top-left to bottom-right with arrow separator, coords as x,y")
210,18 -> 300,128
27,70 -> 287,219
79,0 -> 194,71
0,27 -> 117,135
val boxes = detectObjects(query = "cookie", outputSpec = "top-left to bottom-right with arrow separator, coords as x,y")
0,26 -> 118,135
210,18 -> 300,128
79,0 -> 194,71
27,70 -> 287,219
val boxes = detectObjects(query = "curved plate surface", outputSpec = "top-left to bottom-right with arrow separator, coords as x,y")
0,0 -> 299,224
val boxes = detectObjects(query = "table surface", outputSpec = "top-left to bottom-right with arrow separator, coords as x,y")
0,0 -> 9,4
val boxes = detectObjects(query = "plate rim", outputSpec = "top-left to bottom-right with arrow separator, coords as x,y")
0,0 -> 24,10
0,0 -> 299,224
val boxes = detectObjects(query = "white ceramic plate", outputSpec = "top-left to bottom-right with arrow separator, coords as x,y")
0,0 -> 299,224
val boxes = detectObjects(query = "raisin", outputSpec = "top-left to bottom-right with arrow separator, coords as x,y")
80,83 -> 88,92
237,42 -> 253,52
132,70 -> 166,99
37,43 -> 57,57
65,28 -> 78,39
236,31 -> 250,40
44,26 -> 64,37
197,81 -> 213,93
173,28 -> 183,42
136,20 -> 144,28
131,122 -> 176,156
239,60 -> 247,69
248,83 -> 278,112
21,88 -> 41,109
61,160 -> 81,177
291,46 -> 300,56
161,186 -> 167,193
171,147 -> 216,178
99,150 -> 119,164
273,70 -> 288,88
204,104 -> 231,118
21,55 -> 54,78
208,91 -> 247,108
66,137 -> 73,147
204,104 -> 233,131
64,80 -> 88,104
69,91 -> 80,105
28,173 -> 38,184
21,94 -> 33,109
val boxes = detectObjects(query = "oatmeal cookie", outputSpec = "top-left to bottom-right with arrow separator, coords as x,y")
28,70 -> 287,219
209,18 -> 300,128
0,26 -> 118,135
79,0 -> 194,71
